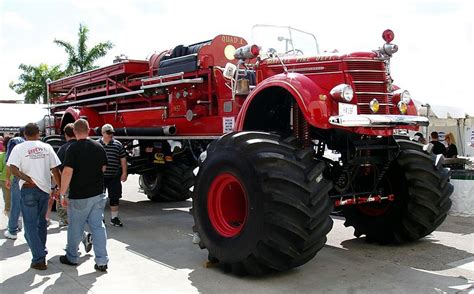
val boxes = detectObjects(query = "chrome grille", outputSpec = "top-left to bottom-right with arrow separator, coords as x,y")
345,60 -> 390,114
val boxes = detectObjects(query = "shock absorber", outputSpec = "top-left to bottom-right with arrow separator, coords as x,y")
293,104 -> 301,144
302,119 -> 311,147
292,105 -> 311,147
362,149 -> 372,175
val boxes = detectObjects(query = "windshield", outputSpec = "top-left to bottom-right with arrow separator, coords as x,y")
252,25 -> 319,57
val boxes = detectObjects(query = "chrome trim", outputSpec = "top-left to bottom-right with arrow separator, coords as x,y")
50,90 -> 145,108
353,81 -> 385,84
141,72 -> 185,83
99,106 -> 168,115
329,115 -> 429,127
141,78 -> 203,90
355,91 -> 389,95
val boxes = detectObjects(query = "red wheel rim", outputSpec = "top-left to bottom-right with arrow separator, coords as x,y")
357,203 -> 391,216
208,173 -> 248,237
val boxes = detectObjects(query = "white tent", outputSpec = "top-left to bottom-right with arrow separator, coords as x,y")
0,103 -> 49,134
416,102 -> 474,157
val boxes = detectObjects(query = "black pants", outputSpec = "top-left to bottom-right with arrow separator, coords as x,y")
104,176 -> 122,206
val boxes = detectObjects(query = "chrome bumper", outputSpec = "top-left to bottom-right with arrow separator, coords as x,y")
329,115 -> 429,127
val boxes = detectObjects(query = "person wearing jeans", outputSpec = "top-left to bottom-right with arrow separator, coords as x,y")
4,177 -> 21,238
20,187 -> 50,263
7,123 -> 61,270
59,119 -> 109,271
66,193 -> 108,266
4,130 -> 25,239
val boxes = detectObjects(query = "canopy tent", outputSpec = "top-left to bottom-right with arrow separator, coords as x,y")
414,101 -> 474,157
0,103 -> 49,134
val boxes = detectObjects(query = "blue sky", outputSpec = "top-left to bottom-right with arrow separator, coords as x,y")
1,0 -> 473,115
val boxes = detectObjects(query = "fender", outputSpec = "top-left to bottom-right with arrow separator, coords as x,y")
61,107 -> 103,133
61,107 -> 80,129
235,72 -> 333,131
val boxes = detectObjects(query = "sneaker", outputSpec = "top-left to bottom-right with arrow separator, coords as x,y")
46,219 -> 52,227
18,217 -> 23,232
59,220 -> 68,228
110,217 -> 123,227
4,230 -> 17,240
31,261 -> 47,270
82,232 -> 93,253
59,255 -> 78,266
94,264 -> 108,272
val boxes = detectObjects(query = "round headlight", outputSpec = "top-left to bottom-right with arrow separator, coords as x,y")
397,101 -> 408,114
330,84 -> 354,102
393,89 -> 412,104
400,90 -> 411,104
370,99 -> 380,113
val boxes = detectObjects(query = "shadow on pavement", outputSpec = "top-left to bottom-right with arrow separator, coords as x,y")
42,255 -> 101,294
436,215 -> 474,235
102,199 -> 473,293
0,232 -> 29,260
340,236 -> 473,272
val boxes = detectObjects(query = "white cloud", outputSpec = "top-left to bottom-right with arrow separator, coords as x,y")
1,11 -> 32,30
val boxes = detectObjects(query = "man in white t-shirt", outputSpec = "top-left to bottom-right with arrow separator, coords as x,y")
7,123 -> 61,270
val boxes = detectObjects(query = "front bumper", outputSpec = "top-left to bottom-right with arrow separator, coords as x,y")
329,115 -> 429,127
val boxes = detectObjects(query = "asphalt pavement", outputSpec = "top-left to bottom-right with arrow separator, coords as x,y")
1,175 -> 473,293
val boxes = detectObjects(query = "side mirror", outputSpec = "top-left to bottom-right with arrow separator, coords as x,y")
223,63 -> 237,80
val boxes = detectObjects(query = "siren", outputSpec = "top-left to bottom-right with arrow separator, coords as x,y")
234,44 -> 260,60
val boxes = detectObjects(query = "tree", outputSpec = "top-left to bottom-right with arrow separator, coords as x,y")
9,63 -> 64,104
54,23 -> 114,74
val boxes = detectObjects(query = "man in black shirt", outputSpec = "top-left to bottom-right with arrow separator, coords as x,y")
59,119 -> 109,272
430,131 -> 447,155
56,123 -> 76,227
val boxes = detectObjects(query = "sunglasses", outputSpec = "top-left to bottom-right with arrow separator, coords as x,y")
105,131 -> 114,135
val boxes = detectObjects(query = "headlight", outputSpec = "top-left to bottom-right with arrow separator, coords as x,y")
330,84 -> 354,102
370,99 -> 380,113
393,89 -> 411,104
397,101 -> 408,114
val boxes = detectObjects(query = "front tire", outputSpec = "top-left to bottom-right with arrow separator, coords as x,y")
343,139 -> 453,243
192,132 -> 333,275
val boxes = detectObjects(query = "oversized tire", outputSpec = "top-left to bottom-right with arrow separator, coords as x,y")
140,154 -> 195,202
343,139 -> 453,244
192,132 -> 333,275
139,172 -> 164,202
42,135 -> 66,153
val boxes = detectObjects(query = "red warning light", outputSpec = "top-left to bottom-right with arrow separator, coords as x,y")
382,29 -> 395,43
250,45 -> 260,56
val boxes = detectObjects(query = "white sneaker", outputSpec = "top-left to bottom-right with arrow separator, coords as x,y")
4,230 -> 17,240
18,217 -> 23,232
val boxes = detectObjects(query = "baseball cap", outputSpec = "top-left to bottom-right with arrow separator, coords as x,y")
102,124 -> 115,133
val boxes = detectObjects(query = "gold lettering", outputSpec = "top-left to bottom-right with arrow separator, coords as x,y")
222,35 -> 244,44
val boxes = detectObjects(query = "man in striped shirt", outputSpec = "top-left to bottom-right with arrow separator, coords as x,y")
97,124 -> 128,227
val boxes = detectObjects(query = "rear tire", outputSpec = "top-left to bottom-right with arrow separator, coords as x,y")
42,135 -> 66,153
140,154 -> 195,202
192,132 -> 333,275
139,172 -> 163,202
343,139 -> 453,244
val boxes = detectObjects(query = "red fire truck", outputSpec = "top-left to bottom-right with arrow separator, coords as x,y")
47,26 -> 452,275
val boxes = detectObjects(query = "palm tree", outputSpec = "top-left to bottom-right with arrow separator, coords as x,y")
9,63 -> 64,104
54,23 -> 114,74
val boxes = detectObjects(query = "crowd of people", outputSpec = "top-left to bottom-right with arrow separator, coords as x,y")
1,120 -> 128,272
412,131 -> 458,158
